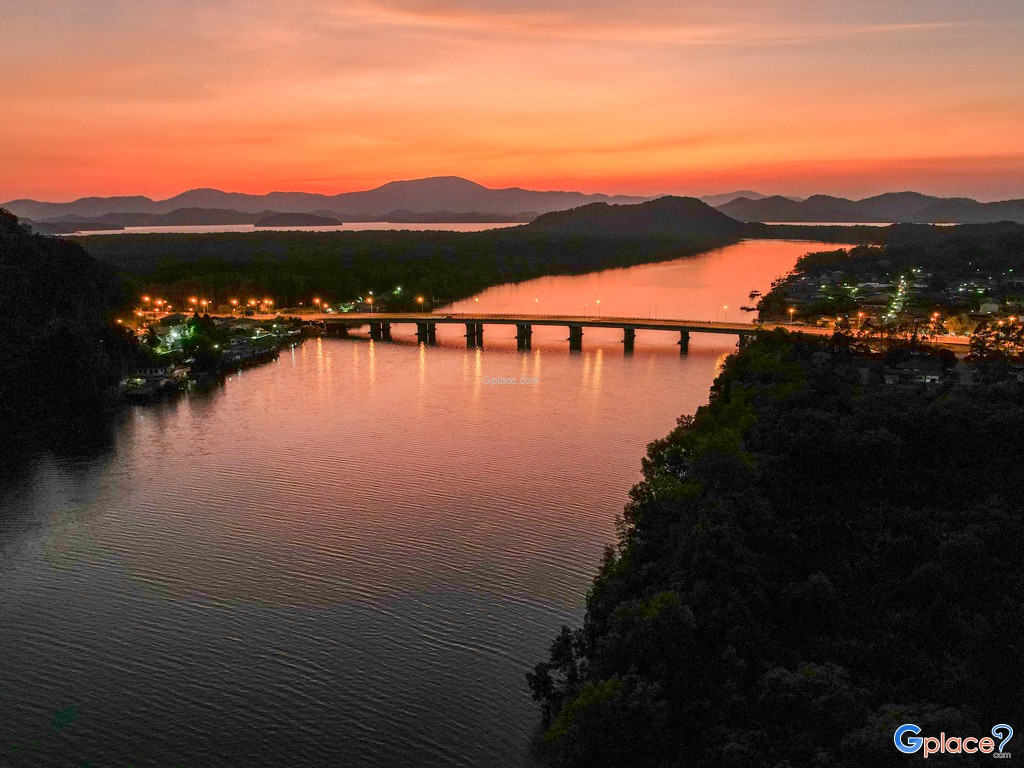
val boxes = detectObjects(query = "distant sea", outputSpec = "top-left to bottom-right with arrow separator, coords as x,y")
64,222 -> 524,236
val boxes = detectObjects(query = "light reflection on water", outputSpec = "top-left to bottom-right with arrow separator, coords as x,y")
0,240 -> 844,766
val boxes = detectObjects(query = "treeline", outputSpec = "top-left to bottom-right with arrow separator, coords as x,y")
744,221 -> 887,245
769,222 -> 1024,281
76,228 -> 742,309
881,222 -> 1024,278
0,210 -> 140,461
528,330 -> 1024,767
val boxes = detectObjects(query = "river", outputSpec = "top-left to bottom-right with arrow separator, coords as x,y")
0,239 -> 847,767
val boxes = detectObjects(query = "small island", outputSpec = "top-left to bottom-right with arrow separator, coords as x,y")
254,212 -> 342,227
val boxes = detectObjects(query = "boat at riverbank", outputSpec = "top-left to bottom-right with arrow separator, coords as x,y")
123,364 -> 190,400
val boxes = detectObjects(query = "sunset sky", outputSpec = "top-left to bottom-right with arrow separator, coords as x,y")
4,0 -> 1023,201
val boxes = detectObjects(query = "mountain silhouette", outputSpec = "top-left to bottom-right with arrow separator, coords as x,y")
718,191 -> 1024,223
526,196 -> 745,237
4,176 -> 651,221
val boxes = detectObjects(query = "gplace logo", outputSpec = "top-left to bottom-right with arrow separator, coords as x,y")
895,723 -> 1014,759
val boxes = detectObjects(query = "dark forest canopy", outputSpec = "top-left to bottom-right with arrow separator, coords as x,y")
0,209 -> 137,459
76,223 -> 743,310
781,222 -> 1024,280
528,331 -> 1024,767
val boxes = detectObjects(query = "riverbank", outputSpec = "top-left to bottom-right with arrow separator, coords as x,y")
528,329 -> 1024,766
122,315 -> 305,401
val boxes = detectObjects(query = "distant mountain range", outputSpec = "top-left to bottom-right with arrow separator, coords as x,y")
3,176 -> 649,222
718,191 -> 1024,224
698,190 -> 799,207
4,177 -> 1022,229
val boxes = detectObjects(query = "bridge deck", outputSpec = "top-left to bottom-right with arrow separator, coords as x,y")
225,312 -> 971,349
308,312 -> 766,334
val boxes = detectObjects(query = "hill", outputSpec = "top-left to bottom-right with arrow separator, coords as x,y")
529,331 -> 1024,766
0,209 -> 136,456
526,196 -> 745,238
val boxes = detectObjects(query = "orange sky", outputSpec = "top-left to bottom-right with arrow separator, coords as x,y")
3,0 -> 1024,201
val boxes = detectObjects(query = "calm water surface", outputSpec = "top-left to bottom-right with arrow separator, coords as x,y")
67,222 -> 523,236
0,240 -> 845,767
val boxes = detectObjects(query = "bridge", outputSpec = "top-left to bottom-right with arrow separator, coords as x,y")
285,312 -> 972,352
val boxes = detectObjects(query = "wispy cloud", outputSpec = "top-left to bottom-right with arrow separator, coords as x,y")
1,0 -> 1022,200
343,0 -> 980,46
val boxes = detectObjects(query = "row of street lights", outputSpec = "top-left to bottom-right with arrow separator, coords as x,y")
140,295 -> 276,314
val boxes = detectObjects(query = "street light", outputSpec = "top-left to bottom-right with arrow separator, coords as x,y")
417,296 -> 424,311
788,307 -> 796,324
596,299 -> 601,318
367,296 -> 374,313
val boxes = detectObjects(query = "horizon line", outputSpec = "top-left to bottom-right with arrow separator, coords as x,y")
3,175 -> 1022,206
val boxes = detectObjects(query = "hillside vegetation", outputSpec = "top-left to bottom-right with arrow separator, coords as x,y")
529,331 -> 1024,767
0,210 -> 136,458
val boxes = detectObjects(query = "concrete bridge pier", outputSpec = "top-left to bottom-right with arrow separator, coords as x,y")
416,321 -> 437,344
369,322 -> 383,340
516,323 -> 533,350
465,322 -> 484,347
568,324 -> 584,352
678,330 -> 690,354
622,327 -> 636,353
381,322 -> 392,341
737,334 -> 751,349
